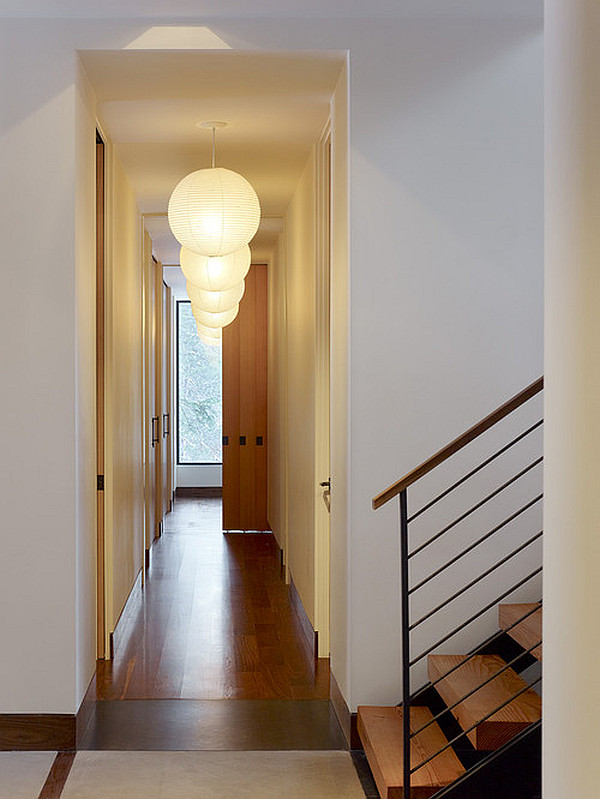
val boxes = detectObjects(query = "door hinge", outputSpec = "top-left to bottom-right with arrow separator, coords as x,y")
97,474 -> 105,491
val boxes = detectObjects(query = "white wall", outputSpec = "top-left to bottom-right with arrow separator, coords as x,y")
0,12 -> 543,715
176,464 -> 222,488
0,23 -> 82,714
74,58 -> 99,710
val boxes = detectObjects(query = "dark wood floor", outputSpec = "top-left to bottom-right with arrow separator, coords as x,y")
94,497 -> 330,701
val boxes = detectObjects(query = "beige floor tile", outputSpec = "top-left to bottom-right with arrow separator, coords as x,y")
61,750 -> 365,798
0,751 -> 56,799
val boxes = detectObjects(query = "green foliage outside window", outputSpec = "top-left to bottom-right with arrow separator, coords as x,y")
178,302 -> 222,463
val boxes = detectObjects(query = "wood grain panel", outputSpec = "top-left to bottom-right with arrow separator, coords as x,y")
357,705 -> 465,798
154,261 -> 164,537
143,234 -> 157,552
499,603 -> 542,661
428,654 -> 541,750
0,715 -> 75,751
96,135 -> 106,659
222,265 -> 268,531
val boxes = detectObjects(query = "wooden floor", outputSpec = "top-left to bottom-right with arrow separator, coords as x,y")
94,497 -> 329,701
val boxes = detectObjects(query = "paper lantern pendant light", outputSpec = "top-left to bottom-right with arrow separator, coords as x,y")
192,303 -> 239,329
168,122 -> 260,256
187,280 -> 245,313
196,321 -> 222,346
180,245 -> 251,292
168,167 -> 260,257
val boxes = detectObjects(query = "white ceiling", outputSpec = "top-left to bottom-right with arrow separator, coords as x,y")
0,0 -> 542,19
81,50 -> 343,278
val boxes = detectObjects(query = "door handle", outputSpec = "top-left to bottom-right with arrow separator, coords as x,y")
320,478 -> 331,489
162,413 -> 169,437
151,416 -> 160,447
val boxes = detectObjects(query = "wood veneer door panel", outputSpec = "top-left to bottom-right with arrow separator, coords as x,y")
96,135 -> 106,658
222,264 -> 268,531
154,260 -> 164,537
161,283 -> 171,517
250,265 -> 268,530
143,239 -> 157,551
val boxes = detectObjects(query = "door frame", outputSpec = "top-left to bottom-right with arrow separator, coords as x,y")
314,120 -> 332,657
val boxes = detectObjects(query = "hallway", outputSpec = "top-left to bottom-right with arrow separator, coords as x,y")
79,496 -> 343,752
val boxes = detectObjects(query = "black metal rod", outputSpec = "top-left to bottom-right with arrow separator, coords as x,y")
410,675 -> 542,774
408,420 -> 543,523
409,495 -> 543,595
409,638 -> 542,739
399,490 -> 412,799
409,531 -> 543,630
410,602 -> 542,701
410,567 -> 543,667
408,457 -> 543,560
422,720 -> 541,799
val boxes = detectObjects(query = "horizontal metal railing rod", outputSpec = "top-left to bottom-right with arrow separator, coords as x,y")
424,720 -> 542,799
407,420 -> 543,524
409,638 -> 542,739
408,458 -> 543,560
372,377 -> 543,509
410,675 -> 542,775
409,495 -> 543,595
410,567 -> 543,667
409,531 -> 543,630
410,602 -> 542,702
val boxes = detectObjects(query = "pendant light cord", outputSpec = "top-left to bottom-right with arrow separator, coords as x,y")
212,126 -> 216,168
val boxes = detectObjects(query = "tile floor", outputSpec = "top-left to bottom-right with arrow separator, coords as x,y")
0,751 -> 56,799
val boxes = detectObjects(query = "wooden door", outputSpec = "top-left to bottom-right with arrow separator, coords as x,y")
222,264 -> 269,531
96,132 -> 107,658
161,283 -> 173,515
154,261 -> 164,535
143,234 -> 158,552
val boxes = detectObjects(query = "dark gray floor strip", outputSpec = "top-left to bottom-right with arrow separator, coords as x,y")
79,699 -> 346,751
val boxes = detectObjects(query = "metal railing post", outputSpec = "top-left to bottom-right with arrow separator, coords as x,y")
399,489 -> 411,799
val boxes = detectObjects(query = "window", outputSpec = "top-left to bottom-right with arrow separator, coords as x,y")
177,301 -> 222,464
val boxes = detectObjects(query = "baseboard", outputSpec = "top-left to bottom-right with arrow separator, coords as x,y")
75,673 -> 97,747
330,671 -> 361,750
110,568 -> 143,659
175,487 -> 222,498
0,714 -> 76,751
0,669 -> 97,750
289,577 -> 318,660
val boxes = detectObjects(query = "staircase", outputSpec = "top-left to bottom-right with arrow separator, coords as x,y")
361,379 -> 544,799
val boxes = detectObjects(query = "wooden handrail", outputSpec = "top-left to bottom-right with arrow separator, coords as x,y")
372,377 -> 544,510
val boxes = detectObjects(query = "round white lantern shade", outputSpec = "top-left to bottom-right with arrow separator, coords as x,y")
187,280 -> 245,313
192,303 -> 239,329
168,167 -> 260,256
196,321 -> 222,345
180,245 -> 251,292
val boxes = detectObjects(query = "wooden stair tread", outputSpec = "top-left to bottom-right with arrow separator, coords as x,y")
428,654 -> 541,751
499,603 -> 542,661
357,705 -> 465,799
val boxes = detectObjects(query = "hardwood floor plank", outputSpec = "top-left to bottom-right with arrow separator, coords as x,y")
94,498 -> 328,701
